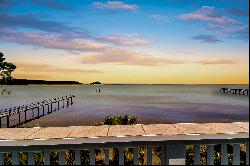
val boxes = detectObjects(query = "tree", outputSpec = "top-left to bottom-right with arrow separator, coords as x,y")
0,52 -> 16,95
0,52 -> 16,82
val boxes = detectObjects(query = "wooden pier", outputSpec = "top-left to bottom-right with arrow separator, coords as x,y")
0,95 -> 75,128
219,88 -> 249,96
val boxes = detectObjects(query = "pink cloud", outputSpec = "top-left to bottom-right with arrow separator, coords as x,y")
0,29 -> 110,52
80,48 -> 186,66
206,24 -> 249,40
179,6 -> 239,26
198,59 -> 237,65
0,29 -> 185,66
15,62 -> 102,73
101,33 -> 149,46
93,1 -> 138,11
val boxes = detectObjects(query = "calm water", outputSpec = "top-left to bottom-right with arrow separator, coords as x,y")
0,84 -> 249,126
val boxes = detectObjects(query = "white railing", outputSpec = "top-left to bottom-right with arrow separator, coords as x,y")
0,123 -> 249,165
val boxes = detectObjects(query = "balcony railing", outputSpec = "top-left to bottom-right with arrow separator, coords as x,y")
0,122 -> 248,165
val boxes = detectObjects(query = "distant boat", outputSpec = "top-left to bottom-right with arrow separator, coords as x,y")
90,81 -> 102,85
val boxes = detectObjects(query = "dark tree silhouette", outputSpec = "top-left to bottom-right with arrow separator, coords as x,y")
0,52 -> 16,95
0,52 -> 16,82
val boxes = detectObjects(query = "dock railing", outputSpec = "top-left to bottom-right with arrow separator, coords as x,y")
0,95 -> 75,128
219,88 -> 249,96
0,122 -> 248,165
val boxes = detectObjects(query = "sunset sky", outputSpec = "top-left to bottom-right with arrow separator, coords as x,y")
0,0 -> 249,84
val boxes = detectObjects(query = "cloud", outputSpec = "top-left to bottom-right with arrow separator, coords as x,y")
32,0 -> 73,11
150,14 -> 168,23
93,1 -> 138,11
0,28 -> 151,51
100,33 -> 149,46
0,14 -> 92,39
0,0 -> 11,6
206,24 -> 249,40
179,6 -> 248,41
15,62 -> 102,73
192,34 -> 222,43
13,73 -> 53,80
80,48 -> 186,66
179,6 -> 239,26
0,29 -> 110,52
226,8 -> 249,17
0,0 -> 18,12
198,59 -> 237,65
0,28 -> 184,67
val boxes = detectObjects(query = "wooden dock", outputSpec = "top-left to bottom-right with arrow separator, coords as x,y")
219,88 -> 249,96
0,95 -> 75,128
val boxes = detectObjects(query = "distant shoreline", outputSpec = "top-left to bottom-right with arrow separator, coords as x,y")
2,83 -> 249,86
0,79 -> 82,85
0,79 -> 248,86
103,83 -> 249,85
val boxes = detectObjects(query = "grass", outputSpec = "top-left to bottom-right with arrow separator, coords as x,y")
94,114 -> 140,126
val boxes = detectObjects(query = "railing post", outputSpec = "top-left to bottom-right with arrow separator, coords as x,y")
53,99 -> 57,112
0,153 -> 4,165
167,142 -> 185,165
161,145 -> 167,165
59,151 -> 65,165
194,145 -> 200,165
246,143 -> 249,165
44,151 -> 50,165
50,103 -> 53,113
90,148 -> 95,165
63,97 -> 65,108
104,149 -> 109,165
37,106 -> 40,118
67,97 -> 69,108
147,146 -> 152,165
58,100 -> 60,110
233,144 -> 240,165
28,152 -> 35,165
32,108 -> 35,120
18,107 -> 21,125
24,108 -> 27,122
7,116 -> 9,128
75,150 -> 81,165
12,151 -> 19,165
118,147 -> 124,165
42,105 -> 45,116
207,145 -> 214,165
47,104 -> 50,114
7,109 -> 11,128
70,96 -> 73,105
133,147 -> 138,165
221,144 -> 228,165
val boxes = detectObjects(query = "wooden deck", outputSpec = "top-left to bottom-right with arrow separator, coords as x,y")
0,122 -> 248,143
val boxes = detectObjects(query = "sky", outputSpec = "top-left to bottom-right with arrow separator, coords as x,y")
0,0 -> 249,84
